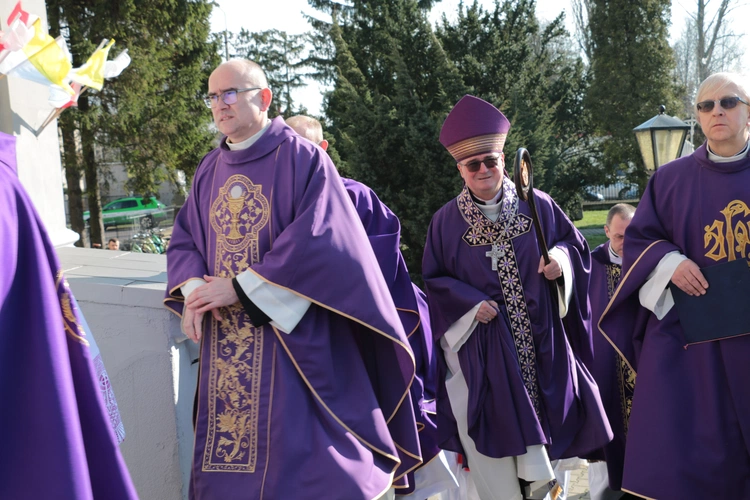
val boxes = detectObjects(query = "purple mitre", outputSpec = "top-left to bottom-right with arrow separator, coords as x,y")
439,95 -> 511,162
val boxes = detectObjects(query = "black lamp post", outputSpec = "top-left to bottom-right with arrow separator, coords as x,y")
633,105 -> 690,172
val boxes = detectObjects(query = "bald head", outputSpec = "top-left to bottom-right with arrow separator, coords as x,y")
213,59 -> 269,88
207,58 -> 273,143
287,115 -> 328,151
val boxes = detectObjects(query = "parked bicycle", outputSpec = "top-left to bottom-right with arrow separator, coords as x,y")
123,228 -> 170,254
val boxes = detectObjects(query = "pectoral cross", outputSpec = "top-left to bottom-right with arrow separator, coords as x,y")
485,243 -> 505,271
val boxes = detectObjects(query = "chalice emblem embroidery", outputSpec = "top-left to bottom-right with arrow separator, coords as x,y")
210,175 -> 270,253
227,185 -> 246,240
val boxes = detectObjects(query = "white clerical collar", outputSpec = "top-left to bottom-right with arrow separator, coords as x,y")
226,120 -> 272,150
474,189 -> 503,205
475,191 -> 504,222
608,243 -> 622,265
707,140 -> 750,163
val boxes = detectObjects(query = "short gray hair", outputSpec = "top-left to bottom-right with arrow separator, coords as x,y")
695,72 -> 750,116
606,203 -> 636,226
286,115 -> 324,144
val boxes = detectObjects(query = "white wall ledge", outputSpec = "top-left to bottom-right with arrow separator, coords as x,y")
57,246 -> 195,500
58,247 -> 170,309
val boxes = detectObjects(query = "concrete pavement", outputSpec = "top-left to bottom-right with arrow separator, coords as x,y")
527,464 -> 591,499
568,466 -> 591,499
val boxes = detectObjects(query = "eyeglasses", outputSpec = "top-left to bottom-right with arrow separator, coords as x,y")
695,96 -> 750,113
459,155 -> 501,173
203,87 -> 262,108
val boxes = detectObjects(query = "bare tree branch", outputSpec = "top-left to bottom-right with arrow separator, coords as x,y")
673,0 -> 744,122
571,0 -> 593,62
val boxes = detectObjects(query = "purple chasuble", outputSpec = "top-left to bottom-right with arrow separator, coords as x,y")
0,147 -> 137,499
423,176 -> 612,461
343,178 -> 440,495
165,117 -> 421,499
588,242 -> 633,491
599,143 -> 750,498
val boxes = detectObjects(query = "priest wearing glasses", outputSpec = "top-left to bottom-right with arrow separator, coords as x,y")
423,95 -> 612,500
600,72 -> 750,499
165,59 -> 421,499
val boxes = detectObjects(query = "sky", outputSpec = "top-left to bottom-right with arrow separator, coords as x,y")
209,0 -> 750,116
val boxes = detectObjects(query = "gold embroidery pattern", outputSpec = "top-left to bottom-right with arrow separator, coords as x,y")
457,179 -> 541,419
204,175 -> 269,472
457,183 -> 533,246
618,359 -> 635,435
605,263 -> 620,298
57,274 -> 89,346
210,174 -> 271,254
607,263 -> 634,434
704,200 -> 750,262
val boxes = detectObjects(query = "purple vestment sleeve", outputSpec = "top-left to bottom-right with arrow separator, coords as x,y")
599,169 -> 683,372
246,143 -> 422,483
343,178 -> 441,494
164,150 -> 215,316
344,178 -> 402,290
422,217 -> 490,341
0,161 -> 137,499
544,200 -> 596,370
0,131 -> 17,174
249,153 -> 400,338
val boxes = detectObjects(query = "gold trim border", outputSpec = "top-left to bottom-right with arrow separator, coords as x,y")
259,343 -> 276,499
448,133 -> 507,162
245,268 -> 416,426
621,487 -> 655,499
271,325 -> 407,470
396,307 -> 421,338
598,239 -> 668,375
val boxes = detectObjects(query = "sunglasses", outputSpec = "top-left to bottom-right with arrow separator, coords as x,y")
460,155 -> 501,173
695,96 -> 750,113
203,87 -> 262,108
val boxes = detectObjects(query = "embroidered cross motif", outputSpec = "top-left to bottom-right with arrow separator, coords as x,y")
457,179 -> 532,248
456,178 -> 543,421
485,243 -> 506,271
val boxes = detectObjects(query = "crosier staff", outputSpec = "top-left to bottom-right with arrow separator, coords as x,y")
514,147 -> 564,288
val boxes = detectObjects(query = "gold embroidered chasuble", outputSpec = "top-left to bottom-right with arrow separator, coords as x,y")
166,119 -> 422,499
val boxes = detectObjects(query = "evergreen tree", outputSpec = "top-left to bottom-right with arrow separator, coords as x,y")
587,0 -> 682,188
436,0 -> 603,214
231,29 -> 311,116
47,0 -> 219,246
308,0 -> 467,281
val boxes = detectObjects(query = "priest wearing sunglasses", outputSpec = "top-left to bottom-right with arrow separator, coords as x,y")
600,73 -> 750,498
423,95 -> 612,500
